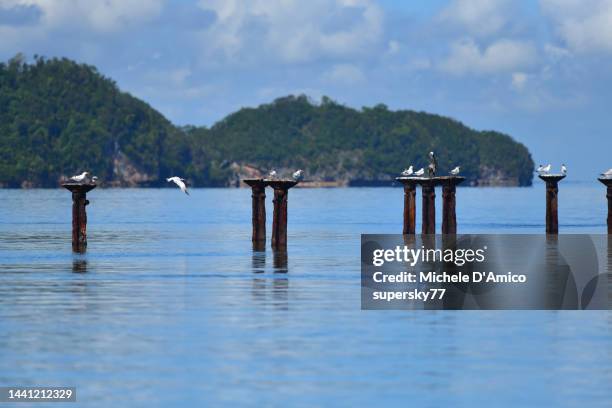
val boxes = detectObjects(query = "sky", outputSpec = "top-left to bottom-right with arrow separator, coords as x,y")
0,0 -> 611,179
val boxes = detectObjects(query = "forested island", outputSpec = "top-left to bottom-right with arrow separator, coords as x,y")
0,56 -> 534,188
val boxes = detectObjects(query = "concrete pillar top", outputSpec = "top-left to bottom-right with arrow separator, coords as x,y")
396,176 -> 465,187
266,180 -> 299,190
62,183 -> 97,194
242,178 -> 299,190
242,178 -> 267,188
538,174 -> 566,184
598,177 -> 612,187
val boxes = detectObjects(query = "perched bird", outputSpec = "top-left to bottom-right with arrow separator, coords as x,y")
450,166 -> 460,176
414,168 -> 425,176
166,176 -> 189,195
601,168 -> 612,178
427,151 -> 437,177
292,169 -> 304,181
70,171 -> 89,182
401,166 -> 414,176
561,164 -> 567,175
91,176 -> 99,183
268,169 -> 277,180
537,164 -> 551,174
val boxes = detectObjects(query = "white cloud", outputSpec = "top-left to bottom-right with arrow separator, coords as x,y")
386,40 -> 400,55
541,0 -> 612,53
322,63 -> 365,84
405,57 -> 431,71
438,0 -> 512,37
543,43 -> 571,59
169,68 -> 191,85
196,0 -> 384,63
1,0 -> 163,32
511,72 -> 528,90
440,38 -> 537,75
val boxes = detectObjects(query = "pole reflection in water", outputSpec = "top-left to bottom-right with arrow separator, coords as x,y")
251,248 -> 289,309
545,234 -> 563,309
252,243 -> 266,274
72,258 -> 88,273
272,250 -> 289,308
273,250 -> 288,274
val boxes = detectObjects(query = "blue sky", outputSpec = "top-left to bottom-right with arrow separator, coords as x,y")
1,0 -> 611,179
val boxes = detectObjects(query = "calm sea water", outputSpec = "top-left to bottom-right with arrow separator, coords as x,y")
0,184 -> 610,407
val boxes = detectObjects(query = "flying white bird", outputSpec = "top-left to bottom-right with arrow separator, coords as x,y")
414,168 -> 425,176
166,176 -> 189,195
70,171 -> 89,182
401,166 -> 414,176
601,168 -> 612,178
292,169 -> 304,181
450,166 -> 460,176
268,170 -> 277,179
561,164 -> 567,175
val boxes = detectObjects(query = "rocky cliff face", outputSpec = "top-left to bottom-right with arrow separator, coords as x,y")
109,151 -> 155,187
473,165 -> 522,186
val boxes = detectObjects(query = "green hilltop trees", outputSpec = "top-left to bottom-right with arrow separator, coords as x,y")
0,57 -> 533,187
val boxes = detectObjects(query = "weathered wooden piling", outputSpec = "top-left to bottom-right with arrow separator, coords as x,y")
420,179 -> 436,234
268,180 -> 298,249
243,179 -> 268,244
538,174 -> 566,234
395,177 -> 418,234
441,176 -> 466,234
598,177 -> 612,234
62,183 -> 96,252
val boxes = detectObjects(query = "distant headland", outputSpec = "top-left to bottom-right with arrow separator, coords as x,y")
0,56 -> 534,188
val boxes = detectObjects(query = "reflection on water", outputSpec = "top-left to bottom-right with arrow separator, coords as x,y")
72,258 -> 88,273
0,187 -> 610,407
273,250 -> 288,274
251,248 -> 265,274
251,249 -> 289,309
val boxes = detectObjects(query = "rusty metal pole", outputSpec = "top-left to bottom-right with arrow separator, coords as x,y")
442,176 -> 465,235
62,183 -> 96,252
243,179 -> 267,245
608,184 -> 612,234
598,178 -> 612,234
268,180 -> 298,249
396,178 -> 417,234
272,188 -> 288,248
421,179 -> 436,234
538,174 -> 566,234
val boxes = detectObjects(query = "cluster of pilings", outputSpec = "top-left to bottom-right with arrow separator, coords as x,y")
243,178 -> 299,250
396,176 -> 466,234
59,174 -> 612,253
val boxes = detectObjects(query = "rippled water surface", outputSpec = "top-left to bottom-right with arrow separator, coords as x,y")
0,184 -> 610,407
